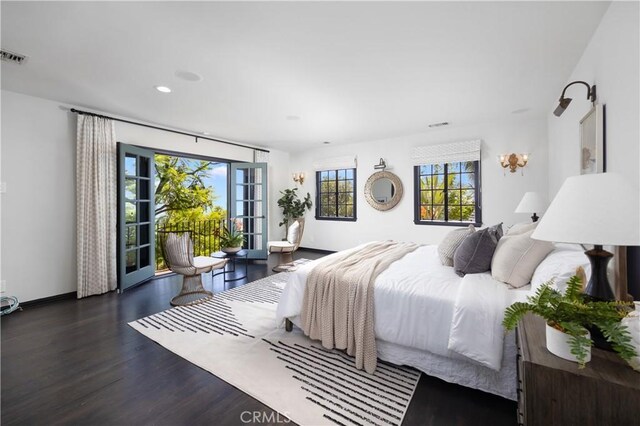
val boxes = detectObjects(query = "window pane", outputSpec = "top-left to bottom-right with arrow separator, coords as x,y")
463,161 -> 475,172
420,190 -> 432,205
346,169 -> 354,179
321,171 -> 329,181
448,173 -> 460,189
448,162 -> 461,173
461,173 -> 475,188
125,155 -> 136,176
461,206 -> 475,222
139,179 -> 150,200
448,206 -> 462,222
420,165 -> 429,175
432,163 -> 444,174
346,205 -> 353,217
462,189 -> 476,204
431,174 -> 443,189
126,225 -> 137,249
447,190 -> 461,205
139,156 -> 150,177
126,249 -> 137,273
433,190 -> 445,204
328,170 -> 336,180
125,202 -> 136,224
338,169 -> 346,180
433,206 -> 445,221
139,224 -> 149,245
139,246 -> 150,268
125,178 -> 137,200
139,202 -> 150,223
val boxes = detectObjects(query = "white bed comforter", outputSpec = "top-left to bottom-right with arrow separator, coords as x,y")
276,244 -> 530,371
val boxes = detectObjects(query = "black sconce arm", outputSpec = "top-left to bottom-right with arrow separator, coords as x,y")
559,81 -> 597,103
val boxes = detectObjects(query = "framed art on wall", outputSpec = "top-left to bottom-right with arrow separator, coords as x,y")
579,104 -> 605,174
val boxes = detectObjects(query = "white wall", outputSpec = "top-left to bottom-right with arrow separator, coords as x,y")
289,117 -> 549,252
1,89 -> 288,302
1,90 -> 77,303
548,2 -> 640,196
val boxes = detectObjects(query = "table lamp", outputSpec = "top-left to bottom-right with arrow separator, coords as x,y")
532,173 -> 640,301
515,192 -> 548,222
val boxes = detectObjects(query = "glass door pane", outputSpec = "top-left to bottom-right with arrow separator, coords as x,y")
118,144 -> 156,290
230,162 -> 267,259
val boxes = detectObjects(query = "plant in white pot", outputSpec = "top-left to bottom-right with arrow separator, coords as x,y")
219,217 -> 244,253
503,275 -> 636,368
276,188 -> 312,237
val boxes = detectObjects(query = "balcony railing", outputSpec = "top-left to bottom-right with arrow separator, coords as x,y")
155,219 -> 225,272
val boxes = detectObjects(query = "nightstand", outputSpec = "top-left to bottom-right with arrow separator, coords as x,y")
516,313 -> 640,425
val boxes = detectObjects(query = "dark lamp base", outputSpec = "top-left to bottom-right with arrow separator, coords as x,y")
531,213 -> 539,222
584,245 -> 615,301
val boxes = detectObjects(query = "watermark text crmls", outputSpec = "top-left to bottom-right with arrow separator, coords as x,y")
240,410 -> 291,424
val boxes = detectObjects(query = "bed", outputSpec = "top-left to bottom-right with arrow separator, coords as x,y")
276,243 -> 534,401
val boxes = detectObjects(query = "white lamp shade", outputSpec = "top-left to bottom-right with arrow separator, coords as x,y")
515,192 -> 548,214
532,173 -> 640,246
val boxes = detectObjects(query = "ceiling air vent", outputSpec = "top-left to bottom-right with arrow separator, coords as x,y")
428,121 -> 449,128
0,49 -> 27,65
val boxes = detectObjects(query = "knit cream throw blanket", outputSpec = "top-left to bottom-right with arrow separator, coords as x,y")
300,241 -> 419,373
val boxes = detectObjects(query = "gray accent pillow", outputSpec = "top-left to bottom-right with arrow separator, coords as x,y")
488,222 -> 504,241
453,227 -> 499,276
438,225 -> 476,266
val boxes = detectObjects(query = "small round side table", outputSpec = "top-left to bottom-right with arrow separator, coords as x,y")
211,249 -> 248,282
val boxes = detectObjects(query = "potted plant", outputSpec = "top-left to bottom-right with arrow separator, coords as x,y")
502,275 -> 636,367
219,217 -> 244,253
276,188 -> 312,235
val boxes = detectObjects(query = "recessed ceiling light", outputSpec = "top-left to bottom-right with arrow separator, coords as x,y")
511,108 -> 530,114
428,121 -> 449,128
155,85 -> 172,93
323,141 -> 331,145
175,70 -> 203,82
286,115 -> 301,121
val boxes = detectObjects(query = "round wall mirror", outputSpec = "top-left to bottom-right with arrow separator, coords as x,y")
364,171 -> 403,211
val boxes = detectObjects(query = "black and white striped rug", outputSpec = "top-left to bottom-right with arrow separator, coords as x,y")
129,274 -> 420,426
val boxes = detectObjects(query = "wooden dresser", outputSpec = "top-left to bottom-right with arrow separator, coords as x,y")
516,314 -> 640,425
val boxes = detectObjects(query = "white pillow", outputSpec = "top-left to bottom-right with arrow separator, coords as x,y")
506,221 -> 538,236
287,221 -> 300,244
491,229 -> 554,288
531,248 -> 590,294
438,225 -> 475,266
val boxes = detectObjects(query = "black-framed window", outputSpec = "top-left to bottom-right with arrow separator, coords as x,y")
316,169 -> 357,221
414,161 -> 481,226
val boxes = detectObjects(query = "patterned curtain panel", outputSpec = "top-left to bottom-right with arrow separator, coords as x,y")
76,115 -> 117,298
254,149 -> 269,163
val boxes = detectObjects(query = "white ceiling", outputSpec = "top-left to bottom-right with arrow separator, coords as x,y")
1,1 -> 609,151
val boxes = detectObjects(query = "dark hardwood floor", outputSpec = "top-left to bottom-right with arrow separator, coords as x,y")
1,250 -> 516,425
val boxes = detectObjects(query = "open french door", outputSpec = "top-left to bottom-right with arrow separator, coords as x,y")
230,162 -> 268,259
117,143 -> 156,291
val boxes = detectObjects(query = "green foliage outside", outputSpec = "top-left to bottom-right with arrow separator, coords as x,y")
502,276 -> 636,368
154,154 -> 226,270
318,171 -> 355,218
419,162 -> 475,222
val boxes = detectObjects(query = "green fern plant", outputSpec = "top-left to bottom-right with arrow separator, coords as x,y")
503,275 -> 635,368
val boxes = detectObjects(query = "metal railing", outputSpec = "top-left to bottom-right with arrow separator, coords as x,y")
155,219 -> 225,271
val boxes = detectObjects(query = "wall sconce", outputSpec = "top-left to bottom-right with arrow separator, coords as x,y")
499,153 -> 529,175
553,80 -> 596,117
292,172 -> 305,185
374,158 -> 387,171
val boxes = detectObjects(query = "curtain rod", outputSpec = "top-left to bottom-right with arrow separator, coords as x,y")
70,108 -> 270,153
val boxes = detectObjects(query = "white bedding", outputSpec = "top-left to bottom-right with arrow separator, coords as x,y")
276,243 -> 530,371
